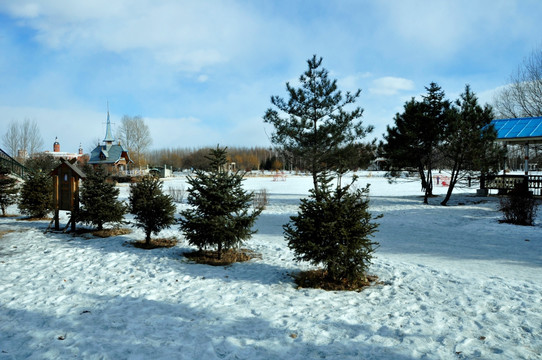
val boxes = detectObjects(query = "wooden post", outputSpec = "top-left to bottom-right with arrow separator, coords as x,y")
53,174 -> 60,231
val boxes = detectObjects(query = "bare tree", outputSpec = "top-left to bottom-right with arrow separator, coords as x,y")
494,47 -> 542,118
1,119 -> 43,159
21,119 -> 44,156
116,115 -> 152,167
2,121 -> 20,157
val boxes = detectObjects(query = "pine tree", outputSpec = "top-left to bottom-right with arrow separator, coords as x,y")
77,165 -> 127,230
0,165 -> 19,216
129,175 -> 176,245
440,85 -> 503,205
384,82 -> 451,204
179,146 -> 262,260
285,171 -> 380,285
263,55 -> 373,194
264,56 -> 379,287
18,170 -> 53,218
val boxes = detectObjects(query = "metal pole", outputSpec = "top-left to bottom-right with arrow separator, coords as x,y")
524,142 -> 529,176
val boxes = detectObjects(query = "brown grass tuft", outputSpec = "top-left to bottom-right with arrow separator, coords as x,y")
293,269 -> 379,291
92,228 -> 132,238
132,237 -> 178,249
183,248 -> 262,266
0,230 -> 16,238
74,228 -> 132,238
17,217 -> 52,221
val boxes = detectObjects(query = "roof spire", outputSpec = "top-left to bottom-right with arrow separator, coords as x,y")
103,101 -> 115,145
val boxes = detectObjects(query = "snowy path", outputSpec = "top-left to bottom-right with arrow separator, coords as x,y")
0,174 -> 541,359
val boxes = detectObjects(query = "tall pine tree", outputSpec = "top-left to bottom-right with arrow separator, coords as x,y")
129,175 -> 176,245
263,55 -> 372,194
384,82 -> 451,204
439,85 -> 502,205
0,165 -> 19,216
77,165 -> 127,230
264,56 -> 379,287
179,146 -> 262,260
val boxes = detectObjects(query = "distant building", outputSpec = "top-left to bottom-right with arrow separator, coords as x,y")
43,137 -> 85,162
88,109 -> 133,172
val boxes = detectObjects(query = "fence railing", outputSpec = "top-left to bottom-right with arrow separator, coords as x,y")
0,148 -> 27,179
481,174 -> 542,196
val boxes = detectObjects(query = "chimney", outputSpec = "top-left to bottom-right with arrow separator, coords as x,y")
54,137 -> 60,152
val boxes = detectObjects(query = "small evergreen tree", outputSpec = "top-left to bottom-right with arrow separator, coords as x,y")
285,171 -> 380,285
0,165 -> 19,216
78,165 -> 127,230
129,175 -> 176,245
24,154 -> 58,173
179,146 -> 262,260
18,170 -> 53,218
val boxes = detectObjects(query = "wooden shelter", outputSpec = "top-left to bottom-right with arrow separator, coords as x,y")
50,158 -> 86,231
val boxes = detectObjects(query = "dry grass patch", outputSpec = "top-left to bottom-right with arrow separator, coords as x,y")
0,230 -> 16,238
75,228 -> 132,238
184,248 -> 262,266
93,228 -> 132,238
293,269 -> 379,291
132,237 -> 178,249
17,217 -> 52,221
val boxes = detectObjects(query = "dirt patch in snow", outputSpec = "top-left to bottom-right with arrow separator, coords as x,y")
132,237 -> 178,249
184,248 -> 262,266
0,229 -> 16,238
75,228 -> 132,238
293,269 -> 380,291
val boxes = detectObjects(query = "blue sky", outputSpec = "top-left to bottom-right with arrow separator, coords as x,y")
1,0 -> 541,154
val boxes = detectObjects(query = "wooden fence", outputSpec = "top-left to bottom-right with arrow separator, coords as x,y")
481,174 -> 542,196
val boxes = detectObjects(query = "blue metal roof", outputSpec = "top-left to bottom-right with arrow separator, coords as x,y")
491,117 -> 542,141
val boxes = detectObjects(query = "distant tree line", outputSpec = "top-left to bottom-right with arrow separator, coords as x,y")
146,145 -> 375,172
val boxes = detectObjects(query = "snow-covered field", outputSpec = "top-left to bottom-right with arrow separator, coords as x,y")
1,172 -> 540,359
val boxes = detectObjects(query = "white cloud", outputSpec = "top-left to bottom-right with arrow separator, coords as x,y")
338,72 -> 372,92
1,0 -> 260,72
197,74 -> 209,83
369,77 -> 415,96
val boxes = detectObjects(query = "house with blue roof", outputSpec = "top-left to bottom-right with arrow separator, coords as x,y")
88,110 -> 134,172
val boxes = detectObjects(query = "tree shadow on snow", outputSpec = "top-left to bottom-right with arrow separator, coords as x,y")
0,292 -> 419,360
371,195 -> 542,268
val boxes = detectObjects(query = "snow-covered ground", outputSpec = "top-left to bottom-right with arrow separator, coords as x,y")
1,172 -> 540,359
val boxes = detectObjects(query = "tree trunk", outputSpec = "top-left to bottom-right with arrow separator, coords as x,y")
418,164 -> 427,191
424,168 -> 433,204
441,162 -> 460,206
145,230 -> 151,245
